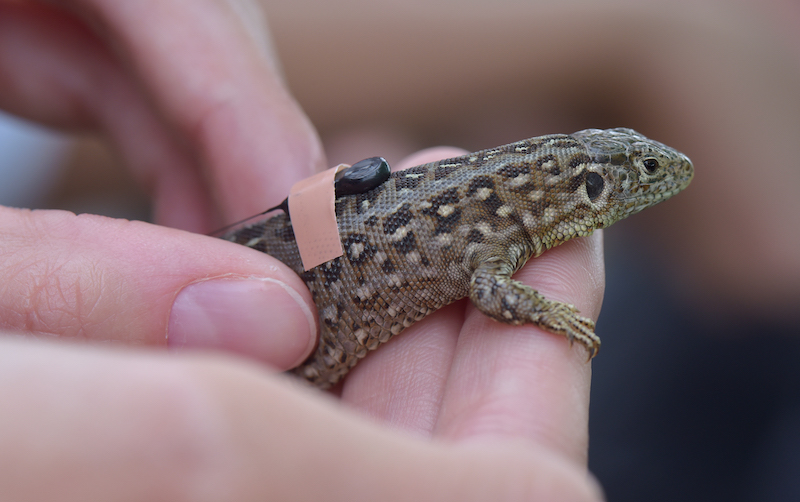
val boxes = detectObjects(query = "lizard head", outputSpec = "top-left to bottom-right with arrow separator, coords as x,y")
571,127 -> 694,227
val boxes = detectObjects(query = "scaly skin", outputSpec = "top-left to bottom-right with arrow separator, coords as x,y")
225,128 -> 694,389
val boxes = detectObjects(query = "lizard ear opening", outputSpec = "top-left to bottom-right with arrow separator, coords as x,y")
585,172 -> 604,200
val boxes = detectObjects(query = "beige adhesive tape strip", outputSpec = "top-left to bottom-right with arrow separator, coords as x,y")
288,164 -> 348,271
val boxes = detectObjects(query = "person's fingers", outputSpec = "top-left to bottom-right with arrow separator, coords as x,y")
339,147 -> 469,434
0,336 -> 604,502
0,206 -> 317,369
341,303 -> 465,436
338,146 -> 602,464
435,233 -> 603,464
0,2 -> 217,231
350,236 -> 602,459
0,1 -> 324,230
70,0 -> 325,221
200,354 -> 605,502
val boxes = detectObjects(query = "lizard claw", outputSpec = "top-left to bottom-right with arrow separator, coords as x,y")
536,302 -> 600,360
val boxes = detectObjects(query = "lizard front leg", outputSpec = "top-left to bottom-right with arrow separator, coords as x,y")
468,255 -> 600,358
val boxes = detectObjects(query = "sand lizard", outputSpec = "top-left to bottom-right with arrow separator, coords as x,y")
224,128 -> 693,389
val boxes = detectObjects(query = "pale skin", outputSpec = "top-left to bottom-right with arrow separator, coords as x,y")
0,1 -> 604,501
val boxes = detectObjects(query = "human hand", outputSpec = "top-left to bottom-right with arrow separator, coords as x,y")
0,156 -> 604,500
1,334 -> 603,501
0,0 -> 323,362
0,0 -> 324,230
0,208 -> 603,501
0,0 -> 604,499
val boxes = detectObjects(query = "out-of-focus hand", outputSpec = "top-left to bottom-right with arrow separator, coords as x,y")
1,334 -> 604,501
0,0 -> 325,230
0,0 -> 325,362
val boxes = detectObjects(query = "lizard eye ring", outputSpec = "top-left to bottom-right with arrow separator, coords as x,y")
642,158 -> 660,173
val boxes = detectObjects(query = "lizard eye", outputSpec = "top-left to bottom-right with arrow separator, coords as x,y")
585,172 -> 604,200
642,158 -> 660,173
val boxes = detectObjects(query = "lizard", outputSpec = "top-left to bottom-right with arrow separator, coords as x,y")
224,128 -> 694,389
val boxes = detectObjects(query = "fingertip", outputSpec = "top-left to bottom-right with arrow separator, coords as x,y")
434,235 -> 603,462
168,277 -> 317,370
0,207 -> 318,367
427,442 -> 606,502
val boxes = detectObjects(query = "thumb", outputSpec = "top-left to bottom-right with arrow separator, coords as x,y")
0,206 -> 316,369
194,357 -> 605,502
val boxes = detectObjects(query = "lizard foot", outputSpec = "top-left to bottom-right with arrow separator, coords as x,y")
532,301 -> 600,359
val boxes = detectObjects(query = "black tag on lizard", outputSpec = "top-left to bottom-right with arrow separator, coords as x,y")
334,157 -> 390,196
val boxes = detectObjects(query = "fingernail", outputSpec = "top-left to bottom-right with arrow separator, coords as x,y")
168,278 -> 316,368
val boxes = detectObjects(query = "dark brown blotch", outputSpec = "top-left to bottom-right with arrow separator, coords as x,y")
501,296 -> 519,322
549,138 -> 582,149
397,281 -> 410,292
422,188 -> 460,213
229,221 -> 267,245
336,301 -> 345,323
466,176 -> 495,196
249,239 -> 268,253
383,203 -> 414,235
300,269 -> 317,285
568,153 -> 591,170
529,198 -> 546,218
536,154 -> 560,175
566,171 -> 586,193
421,188 -> 463,235
483,192 -> 505,213
343,233 -> 377,266
352,184 -> 385,214
393,231 -> 417,254
434,209 -> 462,235
321,257 -> 343,287
508,181 -> 537,194
334,198 -> 348,216
275,224 -> 295,243
467,228 -> 484,243
498,162 -> 531,178
505,139 -> 541,154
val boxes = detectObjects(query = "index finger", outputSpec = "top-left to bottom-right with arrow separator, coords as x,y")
64,0 -> 325,220
340,147 -> 599,463
434,233 -> 602,464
